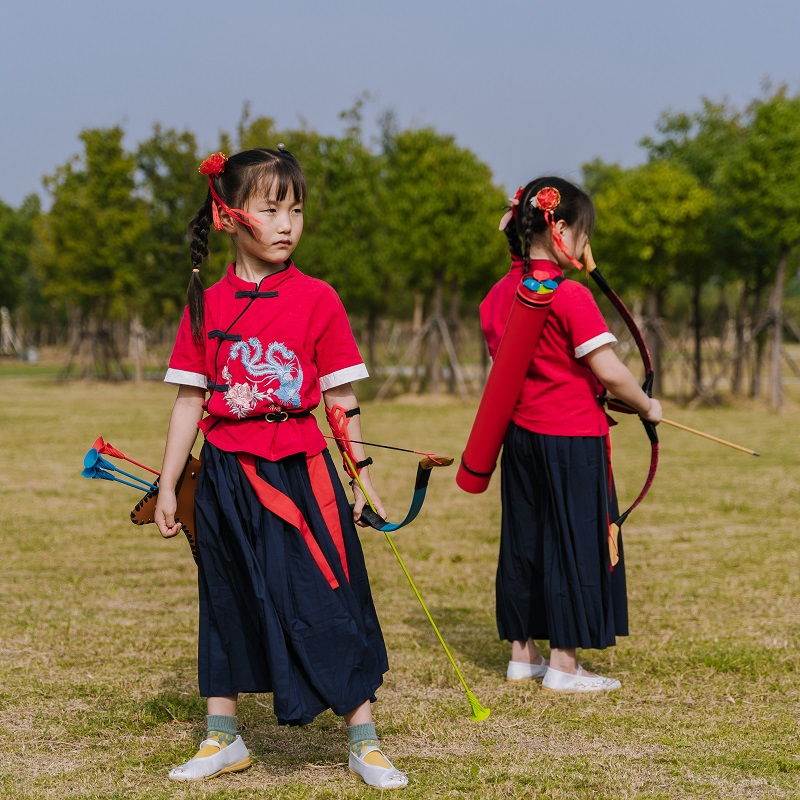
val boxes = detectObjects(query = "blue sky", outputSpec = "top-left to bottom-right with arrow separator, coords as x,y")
2,0 -> 799,207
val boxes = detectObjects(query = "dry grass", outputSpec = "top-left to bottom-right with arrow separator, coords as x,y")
0,371 -> 799,799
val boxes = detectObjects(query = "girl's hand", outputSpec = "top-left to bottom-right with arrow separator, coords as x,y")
154,488 -> 182,538
351,475 -> 386,528
641,398 -> 663,425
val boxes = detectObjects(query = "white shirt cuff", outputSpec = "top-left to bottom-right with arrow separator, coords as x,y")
319,363 -> 369,391
574,332 -> 617,359
164,368 -> 207,389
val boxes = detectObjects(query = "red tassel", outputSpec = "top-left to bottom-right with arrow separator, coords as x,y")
547,212 -> 584,270
212,202 -> 223,231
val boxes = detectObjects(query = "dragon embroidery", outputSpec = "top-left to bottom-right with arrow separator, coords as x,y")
223,338 -> 304,417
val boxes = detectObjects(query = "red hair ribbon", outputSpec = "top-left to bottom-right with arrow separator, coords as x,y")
198,152 -> 260,235
533,186 -> 584,270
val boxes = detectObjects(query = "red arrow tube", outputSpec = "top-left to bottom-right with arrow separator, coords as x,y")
456,278 -> 557,493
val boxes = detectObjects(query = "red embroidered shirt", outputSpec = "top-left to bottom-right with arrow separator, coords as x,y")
480,259 -> 616,437
165,263 -> 368,460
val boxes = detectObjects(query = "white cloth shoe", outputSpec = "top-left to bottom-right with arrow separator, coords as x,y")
349,746 -> 408,789
506,656 -> 549,681
168,736 -> 252,781
542,665 -> 621,693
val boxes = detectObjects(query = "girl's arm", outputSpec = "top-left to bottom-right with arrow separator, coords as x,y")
584,344 -> 662,424
323,382 -> 387,526
154,385 -> 205,538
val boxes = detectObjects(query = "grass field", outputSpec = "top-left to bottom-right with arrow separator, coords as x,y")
0,372 -> 798,799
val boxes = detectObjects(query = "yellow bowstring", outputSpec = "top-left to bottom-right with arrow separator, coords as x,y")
340,450 -> 489,720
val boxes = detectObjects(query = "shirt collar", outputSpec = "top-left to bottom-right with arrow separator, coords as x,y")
225,261 -> 296,292
528,259 -> 563,280
507,257 -> 564,279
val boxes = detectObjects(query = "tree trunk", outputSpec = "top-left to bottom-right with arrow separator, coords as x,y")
58,309 -> 83,380
749,271 -> 766,399
691,281 -> 702,397
768,246 -> 789,412
446,278 -> 461,394
731,279 -> 749,396
83,316 -> 96,380
365,312 -> 377,375
409,292 -> 425,393
645,287 -> 663,395
129,314 -> 145,383
427,277 -> 444,394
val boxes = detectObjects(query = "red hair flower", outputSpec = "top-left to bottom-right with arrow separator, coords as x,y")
199,152 -> 228,176
533,187 -> 561,213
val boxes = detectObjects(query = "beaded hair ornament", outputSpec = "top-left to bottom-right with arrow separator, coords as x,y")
198,152 -> 259,235
498,184 -> 585,270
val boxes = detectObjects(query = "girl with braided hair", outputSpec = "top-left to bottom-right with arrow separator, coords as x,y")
154,147 -> 407,788
482,176 -> 662,692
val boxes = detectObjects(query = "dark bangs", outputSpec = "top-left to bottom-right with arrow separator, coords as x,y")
226,148 -> 307,208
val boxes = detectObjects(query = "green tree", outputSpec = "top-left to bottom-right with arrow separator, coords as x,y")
588,160 -> 714,394
379,126 -> 506,394
34,126 -> 148,379
136,125 -> 205,326
0,195 -> 40,353
0,194 -> 39,312
720,87 -> 800,411
640,100 -> 771,399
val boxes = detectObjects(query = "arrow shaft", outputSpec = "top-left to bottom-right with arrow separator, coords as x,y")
606,398 -> 759,456
660,417 -> 760,456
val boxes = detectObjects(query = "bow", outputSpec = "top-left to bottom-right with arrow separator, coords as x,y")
357,455 -> 454,532
322,429 -> 453,533
584,244 -> 659,561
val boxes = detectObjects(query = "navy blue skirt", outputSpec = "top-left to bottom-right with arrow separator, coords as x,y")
193,442 -> 388,725
496,423 -> 628,650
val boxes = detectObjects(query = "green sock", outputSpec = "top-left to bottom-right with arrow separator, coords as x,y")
347,722 -> 379,756
206,714 -> 237,746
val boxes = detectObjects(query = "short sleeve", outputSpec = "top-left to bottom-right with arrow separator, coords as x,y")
561,283 -> 617,358
314,287 -> 368,391
164,306 -> 207,388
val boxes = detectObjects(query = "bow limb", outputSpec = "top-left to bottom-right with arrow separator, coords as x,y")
345,452 -> 454,533
584,244 -> 659,541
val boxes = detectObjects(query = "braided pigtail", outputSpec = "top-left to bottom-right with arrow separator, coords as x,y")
520,206 -> 537,274
503,216 -> 524,261
187,192 -> 213,342
498,186 -> 525,266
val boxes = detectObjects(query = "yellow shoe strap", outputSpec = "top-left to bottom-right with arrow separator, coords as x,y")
362,749 -> 392,769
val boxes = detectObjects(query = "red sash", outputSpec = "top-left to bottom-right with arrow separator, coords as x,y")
237,453 -> 349,589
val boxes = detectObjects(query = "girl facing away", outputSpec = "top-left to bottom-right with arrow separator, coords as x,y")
154,147 -> 407,789
481,177 -> 662,692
